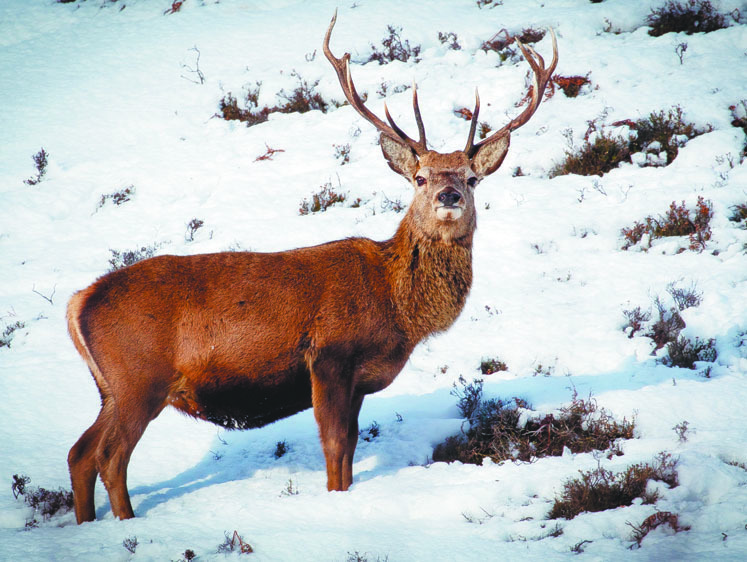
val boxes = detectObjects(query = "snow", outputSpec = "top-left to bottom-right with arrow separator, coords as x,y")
1,0 -> 746,560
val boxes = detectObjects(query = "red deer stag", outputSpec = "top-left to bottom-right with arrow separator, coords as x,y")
66,13 -> 557,523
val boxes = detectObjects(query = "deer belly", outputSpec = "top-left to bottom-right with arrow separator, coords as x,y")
168,365 -> 312,430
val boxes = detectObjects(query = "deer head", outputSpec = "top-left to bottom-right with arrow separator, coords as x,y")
323,13 -> 558,243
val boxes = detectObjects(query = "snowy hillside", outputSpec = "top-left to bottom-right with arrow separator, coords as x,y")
1,0 -> 747,559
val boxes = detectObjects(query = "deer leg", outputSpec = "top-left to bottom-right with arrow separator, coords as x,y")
341,394 -> 364,490
68,405 -> 111,523
310,362 -> 355,491
95,396 -> 165,520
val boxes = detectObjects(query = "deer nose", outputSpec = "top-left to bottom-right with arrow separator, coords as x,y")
438,189 -> 462,206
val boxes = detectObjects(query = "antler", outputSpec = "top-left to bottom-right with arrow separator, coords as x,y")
465,28 -> 558,158
323,11 -> 428,155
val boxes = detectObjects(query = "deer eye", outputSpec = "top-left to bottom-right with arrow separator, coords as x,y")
467,177 -> 478,188
415,176 -> 426,186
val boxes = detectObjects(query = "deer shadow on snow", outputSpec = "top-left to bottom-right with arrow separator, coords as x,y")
121,387 -> 456,518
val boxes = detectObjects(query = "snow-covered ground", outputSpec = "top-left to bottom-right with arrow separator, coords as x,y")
1,0 -> 746,559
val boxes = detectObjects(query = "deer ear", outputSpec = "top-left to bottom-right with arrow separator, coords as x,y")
471,133 -> 510,179
380,133 -> 419,178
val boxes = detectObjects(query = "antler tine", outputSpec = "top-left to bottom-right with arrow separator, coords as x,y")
468,27 -> 558,157
464,88 -> 481,155
323,12 -> 428,154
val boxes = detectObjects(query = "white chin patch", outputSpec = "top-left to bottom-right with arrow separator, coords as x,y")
436,206 -> 463,221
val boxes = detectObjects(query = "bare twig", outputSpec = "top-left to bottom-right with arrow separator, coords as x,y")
32,284 -> 56,305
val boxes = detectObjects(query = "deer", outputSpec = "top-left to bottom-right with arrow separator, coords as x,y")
66,13 -> 557,523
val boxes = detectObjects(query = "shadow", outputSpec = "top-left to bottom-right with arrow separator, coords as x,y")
118,359 -> 706,517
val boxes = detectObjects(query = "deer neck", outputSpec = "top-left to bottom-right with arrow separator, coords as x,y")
383,212 -> 474,344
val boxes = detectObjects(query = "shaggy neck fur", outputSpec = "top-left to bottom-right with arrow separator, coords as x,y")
383,210 -> 474,344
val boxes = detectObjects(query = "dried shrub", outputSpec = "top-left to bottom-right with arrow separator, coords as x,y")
549,453 -> 678,520
299,182 -> 347,215
622,307 -> 651,339
108,244 -> 160,271
96,185 -> 135,210
621,196 -> 713,252
553,74 -> 591,98
628,511 -> 690,549
368,25 -> 421,64
12,474 -> 74,523
217,531 -> 253,554
481,27 -> 545,57
730,203 -> 747,227
662,336 -> 716,369
629,106 -> 711,166
438,31 -> 461,50
274,440 -> 288,459
647,1 -> 728,37
334,143 -> 351,165
24,148 -> 49,186
185,218 -> 204,242
550,131 -> 631,177
433,379 -> 634,465
218,91 -> 271,126
123,537 -> 138,554
1,321 -> 26,349
360,421 -> 380,442
277,71 -> 329,114
480,357 -> 508,375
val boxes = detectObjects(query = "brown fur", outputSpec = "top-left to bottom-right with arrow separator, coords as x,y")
67,17 -> 555,523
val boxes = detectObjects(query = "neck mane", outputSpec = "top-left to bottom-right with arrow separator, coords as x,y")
382,212 -> 474,345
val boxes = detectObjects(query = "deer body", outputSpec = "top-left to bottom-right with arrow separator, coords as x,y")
67,14 -> 556,523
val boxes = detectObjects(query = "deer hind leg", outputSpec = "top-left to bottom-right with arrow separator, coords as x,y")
95,394 -> 166,520
310,360 -> 359,491
68,404 -> 111,523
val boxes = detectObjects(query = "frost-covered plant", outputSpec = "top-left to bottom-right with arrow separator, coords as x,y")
437,31 -> 461,50
334,143 -> 351,165
628,511 -> 690,549
277,70 -> 329,114
662,336 -> 716,369
647,0 -> 728,36
96,185 -> 135,210
480,357 -> 508,374
108,244 -> 160,271
629,106 -> 711,166
368,25 -> 421,64
433,379 -> 634,465
553,74 -> 591,98
11,474 -> 74,523
24,148 -> 48,186
621,197 -> 713,251
1,321 -> 26,348
299,182 -> 347,215
217,531 -> 253,554
550,131 -> 631,177
549,453 -> 678,520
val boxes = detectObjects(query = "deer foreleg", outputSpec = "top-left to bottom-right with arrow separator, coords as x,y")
310,362 -> 358,491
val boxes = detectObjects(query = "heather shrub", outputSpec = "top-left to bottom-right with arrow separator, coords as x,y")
1,321 -> 26,348
433,378 -> 634,465
647,1 -> 729,36
553,74 -> 591,98
549,453 -> 678,520
621,196 -> 713,251
108,244 -> 161,271
299,182 -> 347,215
24,148 -> 49,186
629,106 -> 710,166
368,26 -> 421,64
550,131 -> 630,177
12,474 -> 74,525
